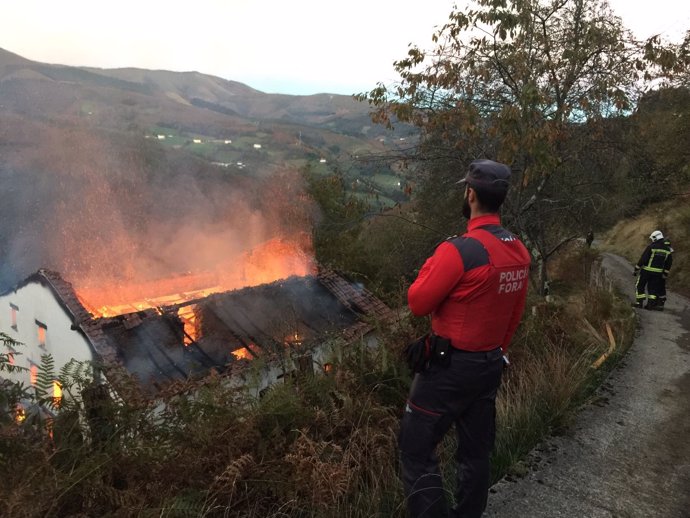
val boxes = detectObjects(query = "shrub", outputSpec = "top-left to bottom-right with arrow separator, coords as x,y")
0,253 -> 635,516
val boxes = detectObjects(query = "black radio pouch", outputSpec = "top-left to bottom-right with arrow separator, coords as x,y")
404,333 -> 452,373
430,334 -> 452,368
404,334 -> 430,373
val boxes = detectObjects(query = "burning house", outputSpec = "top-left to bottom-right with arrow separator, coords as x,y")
0,264 -> 395,398
0,137 -> 394,400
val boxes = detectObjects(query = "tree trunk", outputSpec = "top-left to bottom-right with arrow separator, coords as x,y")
537,258 -> 549,296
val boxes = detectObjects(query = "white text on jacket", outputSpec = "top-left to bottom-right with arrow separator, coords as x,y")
498,267 -> 529,294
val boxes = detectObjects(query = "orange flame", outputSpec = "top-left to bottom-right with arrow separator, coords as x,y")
15,405 -> 26,424
53,381 -> 62,408
231,348 -> 252,360
285,332 -> 303,347
177,304 -> 200,345
76,237 -> 315,319
231,343 -> 259,360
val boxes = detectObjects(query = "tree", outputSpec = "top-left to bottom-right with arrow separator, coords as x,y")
303,168 -> 368,273
0,333 -> 28,425
631,86 -> 690,195
643,29 -> 690,87
361,0 -> 662,293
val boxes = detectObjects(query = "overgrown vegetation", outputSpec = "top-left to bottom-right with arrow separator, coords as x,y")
0,247 -> 634,516
493,247 -> 635,477
1,0 -> 688,515
356,0 -> 690,295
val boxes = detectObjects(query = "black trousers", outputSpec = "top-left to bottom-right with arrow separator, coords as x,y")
399,347 -> 504,518
636,270 -> 664,307
659,276 -> 667,306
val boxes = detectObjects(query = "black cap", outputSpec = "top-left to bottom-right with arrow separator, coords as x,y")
457,159 -> 511,195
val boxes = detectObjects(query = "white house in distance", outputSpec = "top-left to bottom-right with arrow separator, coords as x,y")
0,271 -> 98,399
0,269 -> 395,400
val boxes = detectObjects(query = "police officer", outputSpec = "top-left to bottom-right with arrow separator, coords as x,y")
633,230 -> 673,310
400,159 -> 531,518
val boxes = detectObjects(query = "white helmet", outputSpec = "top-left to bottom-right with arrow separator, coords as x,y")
649,230 -> 664,241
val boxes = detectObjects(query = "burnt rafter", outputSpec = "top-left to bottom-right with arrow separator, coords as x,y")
317,269 -> 395,323
9,268 -> 394,394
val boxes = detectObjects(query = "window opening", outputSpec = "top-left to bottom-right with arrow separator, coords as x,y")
10,303 -> 18,331
36,320 -> 47,348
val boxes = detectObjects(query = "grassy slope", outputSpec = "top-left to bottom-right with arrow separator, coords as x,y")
602,196 -> 690,298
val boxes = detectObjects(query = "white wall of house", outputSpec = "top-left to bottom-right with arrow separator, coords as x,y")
228,333 -> 380,398
0,281 -> 95,389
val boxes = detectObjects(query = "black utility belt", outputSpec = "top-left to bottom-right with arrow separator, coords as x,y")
428,335 -> 502,356
404,335 -> 504,374
451,345 -> 502,354
450,345 -> 504,364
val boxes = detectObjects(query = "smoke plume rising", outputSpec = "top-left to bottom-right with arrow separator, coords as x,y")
0,116 -> 316,306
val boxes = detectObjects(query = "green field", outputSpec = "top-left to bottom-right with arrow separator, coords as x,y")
147,125 -> 409,209
372,173 -> 404,191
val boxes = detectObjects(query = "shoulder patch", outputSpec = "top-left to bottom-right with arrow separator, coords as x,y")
478,224 -> 520,242
447,236 -> 489,271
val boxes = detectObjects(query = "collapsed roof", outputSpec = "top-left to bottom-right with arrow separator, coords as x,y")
18,269 -> 395,391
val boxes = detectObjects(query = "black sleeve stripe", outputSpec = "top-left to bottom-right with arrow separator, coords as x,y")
448,236 -> 489,271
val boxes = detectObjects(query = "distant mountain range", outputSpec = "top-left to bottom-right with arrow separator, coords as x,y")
0,46 -> 416,190
0,46 -> 412,142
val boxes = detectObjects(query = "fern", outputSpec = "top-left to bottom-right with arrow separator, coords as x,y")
0,332 -> 20,348
0,332 -> 26,375
55,359 -> 86,414
59,358 -> 91,381
213,453 -> 256,491
0,334 -> 32,425
36,353 -> 56,407
159,489 -> 209,517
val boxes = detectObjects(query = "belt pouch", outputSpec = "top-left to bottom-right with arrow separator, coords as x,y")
430,334 -> 451,368
404,334 -> 430,373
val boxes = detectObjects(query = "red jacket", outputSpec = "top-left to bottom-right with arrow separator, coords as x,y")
408,214 -> 530,352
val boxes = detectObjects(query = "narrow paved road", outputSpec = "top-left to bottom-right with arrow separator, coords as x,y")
484,252 -> 690,518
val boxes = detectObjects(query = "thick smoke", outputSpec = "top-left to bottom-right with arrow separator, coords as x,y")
0,116 -> 315,297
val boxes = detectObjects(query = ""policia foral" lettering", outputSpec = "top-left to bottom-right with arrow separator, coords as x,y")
498,267 -> 529,294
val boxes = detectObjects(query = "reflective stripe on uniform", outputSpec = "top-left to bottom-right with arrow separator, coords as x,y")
635,276 -> 646,300
645,248 -> 671,271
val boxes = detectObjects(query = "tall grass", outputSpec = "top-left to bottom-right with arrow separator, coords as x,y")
491,248 -> 635,480
0,250 -> 635,516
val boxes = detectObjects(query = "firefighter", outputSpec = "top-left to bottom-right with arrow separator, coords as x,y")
400,159 -> 531,518
633,230 -> 673,311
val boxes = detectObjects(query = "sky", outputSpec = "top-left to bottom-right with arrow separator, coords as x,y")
2,0 -> 689,96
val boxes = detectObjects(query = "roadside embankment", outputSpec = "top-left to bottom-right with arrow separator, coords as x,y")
484,252 -> 690,518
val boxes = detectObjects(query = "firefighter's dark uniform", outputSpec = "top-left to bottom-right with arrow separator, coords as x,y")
401,213 -> 530,518
634,237 -> 673,309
